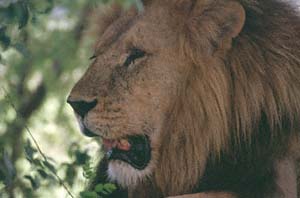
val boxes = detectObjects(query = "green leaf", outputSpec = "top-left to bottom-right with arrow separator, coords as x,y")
24,175 -> 40,190
31,158 -> 43,167
42,160 -> 56,174
103,183 -> 117,192
75,150 -> 90,165
94,183 -> 117,195
80,191 -> 98,198
37,169 -> 48,179
24,140 -> 37,162
65,164 -> 76,186
82,160 -> 95,179
94,184 -> 104,193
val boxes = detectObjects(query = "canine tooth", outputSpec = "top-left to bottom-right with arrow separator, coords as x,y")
120,139 -> 130,145
120,139 -> 127,142
117,139 -> 131,151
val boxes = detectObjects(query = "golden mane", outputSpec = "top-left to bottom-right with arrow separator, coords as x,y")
155,0 -> 300,195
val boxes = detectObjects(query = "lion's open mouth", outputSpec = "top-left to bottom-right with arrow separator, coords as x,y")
102,135 -> 151,170
79,121 -> 151,170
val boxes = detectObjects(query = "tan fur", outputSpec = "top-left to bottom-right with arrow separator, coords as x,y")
274,158 -> 297,198
69,0 -> 300,197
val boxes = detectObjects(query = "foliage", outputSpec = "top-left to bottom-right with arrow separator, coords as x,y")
80,160 -> 117,198
80,183 -> 117,198
0,0 -> 140,197
24,139 -> 57,191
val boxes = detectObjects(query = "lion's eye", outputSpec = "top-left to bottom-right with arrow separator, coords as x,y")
123,48 -> 145,67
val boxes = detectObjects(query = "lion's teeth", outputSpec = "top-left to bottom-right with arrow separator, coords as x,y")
117,139 -> 131,151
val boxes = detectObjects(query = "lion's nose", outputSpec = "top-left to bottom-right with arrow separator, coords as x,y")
67,99 -> 97,118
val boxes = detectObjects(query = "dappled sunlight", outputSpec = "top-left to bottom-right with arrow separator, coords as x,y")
47,6 -> 76,31
0,0 -> 117,197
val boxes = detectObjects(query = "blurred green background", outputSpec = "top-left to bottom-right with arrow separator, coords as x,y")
0,0 -> 140,197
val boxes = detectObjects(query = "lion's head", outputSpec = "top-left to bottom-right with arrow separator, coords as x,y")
68,0 -> 300,196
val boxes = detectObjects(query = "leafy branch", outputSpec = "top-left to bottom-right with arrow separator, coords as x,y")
80,160 -> 117,198
1,87 -> 75,198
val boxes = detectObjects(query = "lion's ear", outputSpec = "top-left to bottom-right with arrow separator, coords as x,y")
184,1 -> 245,54
213,2 -> 245,39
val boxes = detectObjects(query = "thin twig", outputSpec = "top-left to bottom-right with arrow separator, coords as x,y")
1,86 -> 75,198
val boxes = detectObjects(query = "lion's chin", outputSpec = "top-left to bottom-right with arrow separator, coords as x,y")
107,159 -> 154,188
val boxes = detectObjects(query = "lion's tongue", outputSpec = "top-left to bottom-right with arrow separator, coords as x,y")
102,139 -> 131,151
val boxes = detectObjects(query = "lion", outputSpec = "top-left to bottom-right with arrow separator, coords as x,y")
67,0 -> 300,197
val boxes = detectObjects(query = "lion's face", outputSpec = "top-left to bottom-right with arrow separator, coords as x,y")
68,3 -> 187,187
68,0 -> 246,191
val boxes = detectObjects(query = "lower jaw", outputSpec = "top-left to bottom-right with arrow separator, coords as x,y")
107,159 -> 153,188
105,135 -> 152,170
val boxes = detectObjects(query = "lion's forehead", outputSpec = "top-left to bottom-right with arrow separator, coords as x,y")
94,4 -> 180,55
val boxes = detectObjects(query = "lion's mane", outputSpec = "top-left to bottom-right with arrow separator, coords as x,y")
153,1 -> 300,196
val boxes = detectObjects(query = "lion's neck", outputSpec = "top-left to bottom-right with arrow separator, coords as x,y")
128,177 -> 163,198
